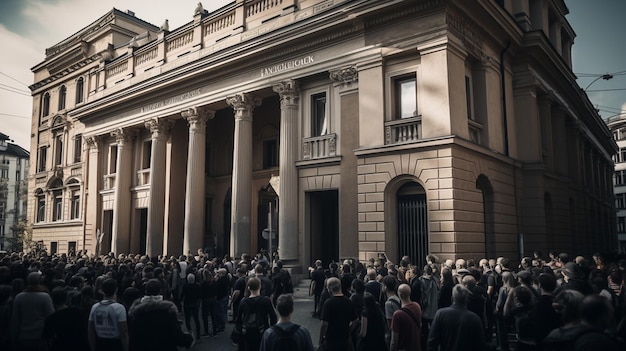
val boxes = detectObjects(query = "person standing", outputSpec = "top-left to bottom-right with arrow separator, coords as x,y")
42,287 -> 89,351
10,272 -> 54,351
235,277 -> 277,351
200,268 -> 219,337
88,278 -> 128,351
181,273 -> 202,339
310,260 -> 326,318
319,277 -> 358,351
215,268 -> 231,333
427,284 -> 486,351
358,292 -> 388,351
390,284 -> 422,351
259,294 -> 314,351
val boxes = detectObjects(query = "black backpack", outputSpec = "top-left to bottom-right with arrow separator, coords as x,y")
242,299 -> 264,336
271,324 -> 301,351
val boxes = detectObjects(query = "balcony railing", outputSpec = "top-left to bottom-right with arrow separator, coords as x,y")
303,133 -> 337,160
103,174 -> 116,190
385,116 -> 422,144
137,169 -> 150,186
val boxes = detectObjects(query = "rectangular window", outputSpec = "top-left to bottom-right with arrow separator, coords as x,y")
74,135 -> 82,163
50,242 -> 58,255
263,139 -> 278,169
70,190 -> 80,219
617,194 -> 626,209
394,75 -> 417,119
53,193 -> 62,221
311,92 -> 328,136
465,75 -> 474,121
109,145 -> 118,174
37,194 -> 45,222
0,224 -> 4,236
615,170 -> 626,186
0,169 -> 7,179
38,146 -> 48,172
618,217 -> 626,233
68,241 -> 77,255
76,78 -> 84,104
142,140 -> 152,169
54,134 -> 63,166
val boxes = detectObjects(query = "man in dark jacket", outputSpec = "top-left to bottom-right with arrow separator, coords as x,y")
128,279 -> 193,351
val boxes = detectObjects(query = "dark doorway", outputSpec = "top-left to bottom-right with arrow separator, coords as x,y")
221,188 -> 232,258
101,210 -> 113,254
309,190 -> 339,266
396,183 -> 428,266
139,208 -> 148,254
476,175 -> 495,258
257,185 -> 278,254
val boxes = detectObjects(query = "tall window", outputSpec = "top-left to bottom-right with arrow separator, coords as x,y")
394,75 -> 417,119
74,135 -> 82,163
617,193 -> 626,209
311,92 -> 328,136
37,146 -> 48,172
75,78 -> 84,104
615,170 -> 626,186
54,134 -> 63,166
109,145 -> 118,174
53,191 -> 62,221
70,189 -> 80,219
263,139 -> 278,169
618,217 -> 626,233
58,85 -> 67,110
465,75 -> 474,121
42,93 -> 50,118
36,191 -> 46,222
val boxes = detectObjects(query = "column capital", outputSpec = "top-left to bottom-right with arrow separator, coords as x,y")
145,117 -> 175,138
182,106 -> 215,132
329,65 -> 358,84
85,135 -> 101,149
226,93 -> 261,121
111,128 -> 138,144
273,80 -> 299,107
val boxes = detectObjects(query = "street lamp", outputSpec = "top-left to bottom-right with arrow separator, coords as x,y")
584,73 -> 614,91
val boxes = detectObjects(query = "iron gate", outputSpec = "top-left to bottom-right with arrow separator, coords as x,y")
397,194 -> 428,266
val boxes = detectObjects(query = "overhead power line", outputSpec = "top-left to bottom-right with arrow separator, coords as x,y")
586,88 -> 626,92
0,71 -> 30,87
0,112 -> 31,119
0,83 -> 29,94
0,86 -> 30,97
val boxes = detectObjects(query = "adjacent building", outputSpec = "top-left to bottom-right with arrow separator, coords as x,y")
28,0 -> 616,268
607,115 -> 626,252
0,132 -> 29,252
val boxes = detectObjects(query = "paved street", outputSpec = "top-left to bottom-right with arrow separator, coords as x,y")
183,279 -> 320,350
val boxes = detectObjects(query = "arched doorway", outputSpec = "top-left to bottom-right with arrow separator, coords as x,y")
395,182 -> 428,266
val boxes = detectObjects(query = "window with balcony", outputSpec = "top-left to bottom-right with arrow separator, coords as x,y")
58,85 -> 66,110
386,71 -> 421,144
395,75 -> 417,119
76,78 -> 84,104
311,92 -> 328,136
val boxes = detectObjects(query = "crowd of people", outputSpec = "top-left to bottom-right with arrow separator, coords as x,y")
311,251 -> 626,351
1,247 -> 626,351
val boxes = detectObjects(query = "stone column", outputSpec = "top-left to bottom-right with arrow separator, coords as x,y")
144,117 -> 174,257
110,128 -> 137,255
226,93 -> 261,257
182,107 -> 213,255
273,80 -> 299,260
85,136 -> 103,254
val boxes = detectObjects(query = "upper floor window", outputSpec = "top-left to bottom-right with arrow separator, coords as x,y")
70,189 -> 80,219
58,85 -> 67,110
42,93 -> 50,118
74,135 -> 82,163
36,190 -> 45,222
394,75 -> 417,119
37,146 -> 48,172
76,78 -> 84,104
0,169 -> 8,179
311,92 -> 328,136
54,134 -> 63,166
615,170 -> 626,186
263,139 -> 278,169
617,193 -> 626,209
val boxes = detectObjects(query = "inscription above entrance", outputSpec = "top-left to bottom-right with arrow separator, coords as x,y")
261,55 -> 314,78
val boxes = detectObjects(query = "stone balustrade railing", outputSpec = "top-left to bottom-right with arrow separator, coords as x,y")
303,133 -> 337,160
385,116 -> 422,144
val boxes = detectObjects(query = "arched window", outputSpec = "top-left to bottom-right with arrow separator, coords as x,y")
58,85 -> 66,110
42,92 -> 50,118
75,78 -> 84,104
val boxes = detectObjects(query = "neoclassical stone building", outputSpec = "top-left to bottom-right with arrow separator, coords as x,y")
28,0 -> 616,268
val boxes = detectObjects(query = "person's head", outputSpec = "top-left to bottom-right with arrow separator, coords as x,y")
514,285 -> 532,306
451,284 -> 469,306
455,259 -> 466,270
554,290 -> 584,325
351,278 -> 365,294
382,275 -> 398,294
247,277 -> 261,293
441,268 -> 453,285
367,268 -> 377,280
326,277 -> 341,294
275,293 -> 294,317
26,271 -> 42,287
579,294 -> 614,330
538,272 -> 556,294
50,287 -> 68,307
254,264 -> 264,275
101,278 -> 117,298
398,283 -> 411,300
461,275 -> 476,290
501,271 -> 515,288
145,279 -> 163,296
187,273 -> 196,284
516,270 -> 533,286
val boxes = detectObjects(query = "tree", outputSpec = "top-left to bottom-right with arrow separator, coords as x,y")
8,215 -> 37,253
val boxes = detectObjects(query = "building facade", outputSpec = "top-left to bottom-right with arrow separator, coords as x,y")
607,115 -> 626,253
28,0 -> 616,268
0,133 -> 29,252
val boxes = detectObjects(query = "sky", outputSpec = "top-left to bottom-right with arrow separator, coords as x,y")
0,0 -> 624,151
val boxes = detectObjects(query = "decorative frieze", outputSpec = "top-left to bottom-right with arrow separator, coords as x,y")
330,65 -> 358,85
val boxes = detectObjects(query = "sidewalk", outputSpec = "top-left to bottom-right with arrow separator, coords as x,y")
184,280 -> 320,350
